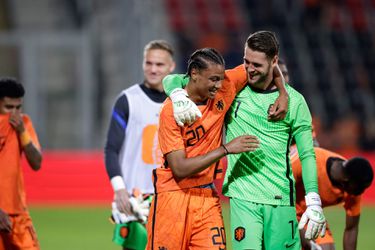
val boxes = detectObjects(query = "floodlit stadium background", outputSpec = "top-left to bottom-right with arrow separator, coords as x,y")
1,0 -> 374,249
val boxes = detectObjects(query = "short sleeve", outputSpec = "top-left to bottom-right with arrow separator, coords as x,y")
158,101 -> 185,154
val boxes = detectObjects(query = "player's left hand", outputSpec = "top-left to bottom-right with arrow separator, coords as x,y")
268,92 -> 288,121
298,192 -> 326,240
129,195 -> 151,223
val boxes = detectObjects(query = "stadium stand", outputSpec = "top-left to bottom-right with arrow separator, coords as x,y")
165,0 -> 375,151
0,0 -> 373,151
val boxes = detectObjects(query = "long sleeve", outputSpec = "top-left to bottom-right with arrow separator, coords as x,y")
104,94 -> 129,179
293,97 -> 318,194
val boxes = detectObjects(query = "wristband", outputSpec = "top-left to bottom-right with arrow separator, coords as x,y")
111,176 -> 126,191
20,131 -> 32,147
305,192 -> 322,206
222,145 -> 229,155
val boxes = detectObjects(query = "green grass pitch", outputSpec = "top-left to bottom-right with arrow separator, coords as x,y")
30,203 -> 375,250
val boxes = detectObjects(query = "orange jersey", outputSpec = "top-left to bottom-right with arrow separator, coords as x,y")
155,66 -> 247,193
292,147 -> 361,218
0,114 -> 41,214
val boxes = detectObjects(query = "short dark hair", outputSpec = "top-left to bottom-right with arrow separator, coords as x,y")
246,31 -> 279,59
186,48 -> 225,76
144,40 -> 174,57
344,157 -> 374,195
0,78 -> 25,99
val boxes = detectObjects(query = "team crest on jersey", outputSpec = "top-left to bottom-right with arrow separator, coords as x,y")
234,226 -> 245,242
215,99 -> 225,112
158,247 -> 167,250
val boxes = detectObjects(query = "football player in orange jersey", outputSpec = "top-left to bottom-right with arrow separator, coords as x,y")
0,78 -> 42,250
292,147 -> 373,250
146,48 -> 261,250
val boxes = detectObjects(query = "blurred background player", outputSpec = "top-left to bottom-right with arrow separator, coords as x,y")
292,147 -> 374,250
221,31 -> 325,249
104,40 -> 175,249
147,48 -> 260,249
0,78 -> 42,250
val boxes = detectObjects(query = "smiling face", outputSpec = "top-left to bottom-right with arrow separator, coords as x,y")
142,48 -> 175,90
243,47 -> 277,90
190,62 -> 225,101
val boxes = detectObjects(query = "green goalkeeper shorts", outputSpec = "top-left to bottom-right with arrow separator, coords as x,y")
230,197 -> 300,250
113,221 -> 147,249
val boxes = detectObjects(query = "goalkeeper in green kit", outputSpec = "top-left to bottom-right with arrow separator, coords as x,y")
163,31 -> 326,250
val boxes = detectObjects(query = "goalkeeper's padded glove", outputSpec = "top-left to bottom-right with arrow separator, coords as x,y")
170,88 -> 202,126
129,195 -> 151,223
298,192 -> 326,240
111,202 -> 137,224
310,240 -> 323,250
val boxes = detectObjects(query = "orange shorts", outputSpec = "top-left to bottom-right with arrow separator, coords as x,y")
146,187 -> 226,250
0,212 -> 40,250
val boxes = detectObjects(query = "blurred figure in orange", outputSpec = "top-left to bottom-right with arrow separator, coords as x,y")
291,147 -> 373,250
0,78 -> 42,250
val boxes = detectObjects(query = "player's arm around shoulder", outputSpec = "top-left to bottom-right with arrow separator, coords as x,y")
268,65 -> 289,121
224,64 -> 247,94
163,74 -> 202,126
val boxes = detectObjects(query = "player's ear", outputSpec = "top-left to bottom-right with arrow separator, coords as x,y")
169,61 -> 176,73
272,55 -> 278,67
191,68 -> 198,81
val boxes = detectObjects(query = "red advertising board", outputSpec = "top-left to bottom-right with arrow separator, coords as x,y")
23,151 -> 375,205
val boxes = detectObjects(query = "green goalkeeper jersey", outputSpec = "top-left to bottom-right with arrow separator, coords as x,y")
222,84 -> 318,206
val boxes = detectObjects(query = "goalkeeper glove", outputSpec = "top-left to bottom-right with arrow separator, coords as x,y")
170,88 -> 202,126
111,202 -> 137,224
129,194 -> 151,223
298,192 -> 326,240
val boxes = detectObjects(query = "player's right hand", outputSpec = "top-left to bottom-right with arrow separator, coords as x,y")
268,93 -> 288,121
224,135 -> 259,154
114,189 -> 132,216
0,209 -> 12,233
170,88 -> 202,126
9,112 -> 25,134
